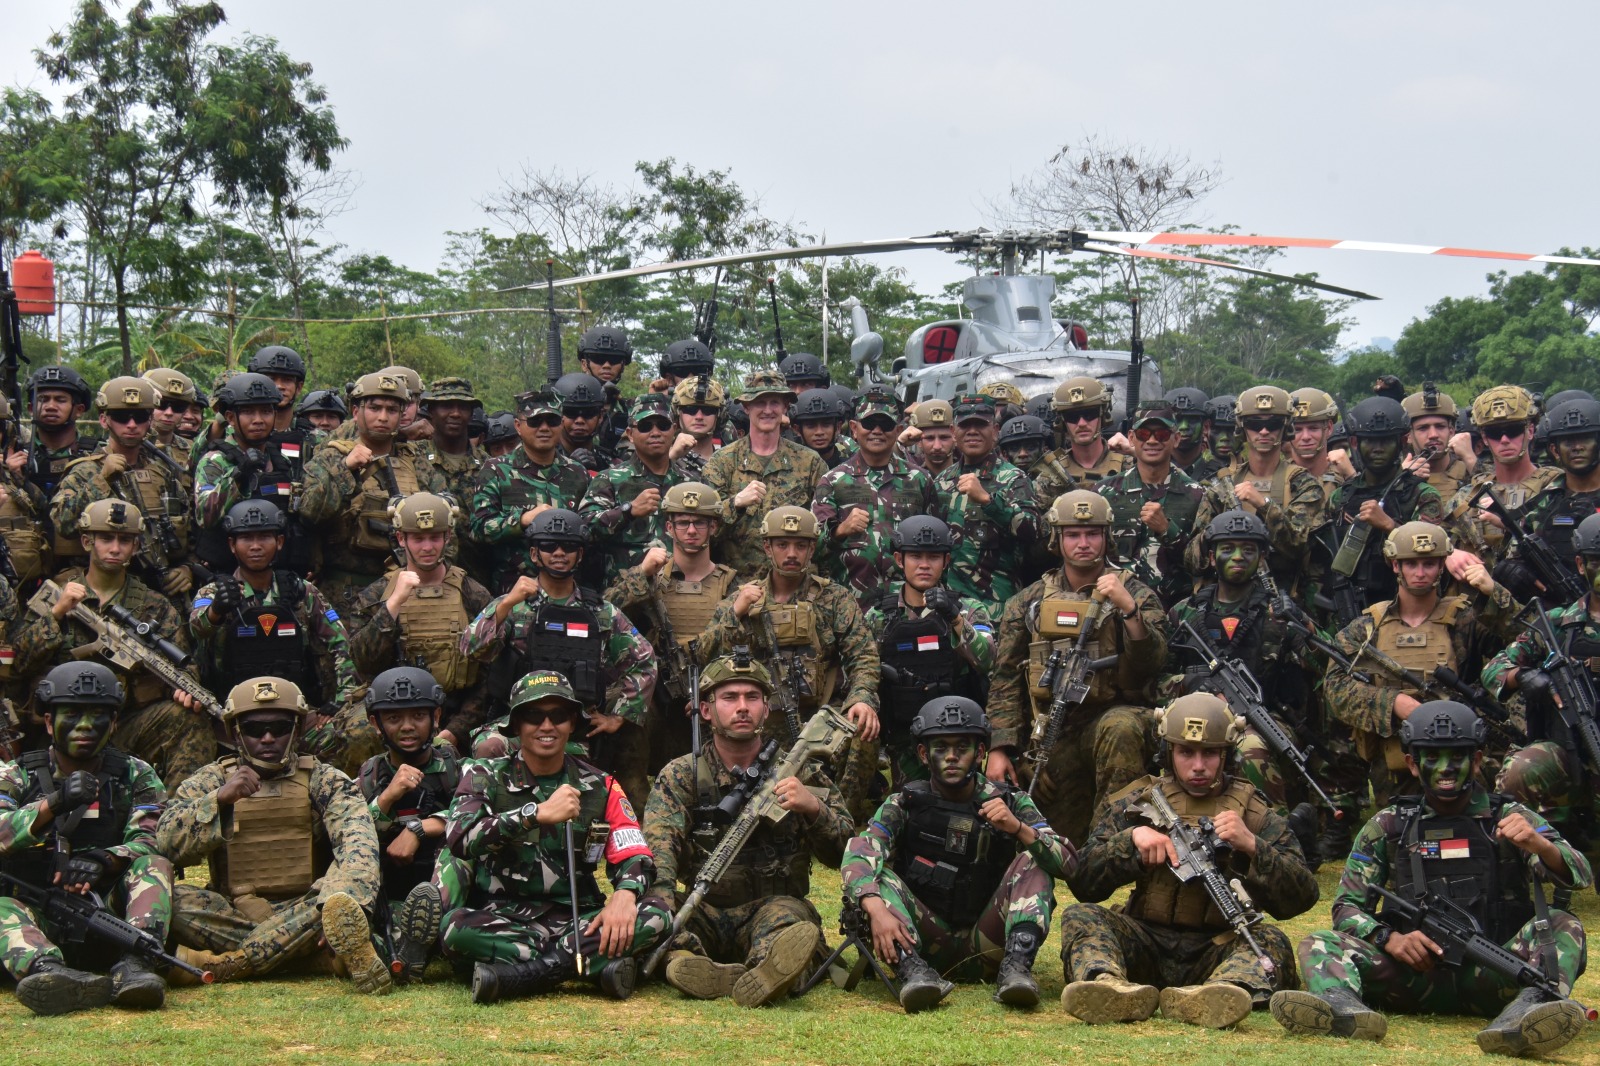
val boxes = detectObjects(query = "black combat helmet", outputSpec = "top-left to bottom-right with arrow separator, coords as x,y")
247,345 -> 306,381
780,351 -> 829,386
223,500 -> 288,534
551,373 -> 605,412
1345,396 -> 1410,436
661,339 -> 714,378
215,373 -> 283,411
525,507 -> 589,546
998,415 -> 1050,449
28,365 -> 90,406
892,515 -> 955,553
577,325 -> 633,362
909,696 -> 990,740
365,666 -> 445,713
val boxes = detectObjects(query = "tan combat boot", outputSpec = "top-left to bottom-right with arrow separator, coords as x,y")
1061,972 -> 1160,1023
1159,983 -> 1253,1028
322,891 -> 394,996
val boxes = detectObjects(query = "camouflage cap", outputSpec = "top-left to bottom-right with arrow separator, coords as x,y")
1157,693 -> 1243,749
952,393 -> 998,423
1236,386 -> 1291,418
662,481 -> 721,515
1383,520 -> 1451,560
1051,376 -> 1111,413
424,377 -> 477,403
738,369 -> 797,403
1130,401 -> 1176,428
350,371 -> 411,404
700,653 -> 774,696
1472,384 -> 1535,427
1402,383 -> 1458,421
855,385 -> 901,420
378,365 -> 424,398
761,505 -> 819,539
144,367 -> 199,405
392,491 -> 457,533
630,392 -> 674,425
508,670 -> 583,714
95,375 -> 158,411
1289,387 -> 1339,423
515,388 -> 560,418
1046,489 -> 1112,528
222,676 -> 310,722
79,498 -> 144,534
910,399 -> 953,429
979,381 -> 1025,407
672,375 -> 727,410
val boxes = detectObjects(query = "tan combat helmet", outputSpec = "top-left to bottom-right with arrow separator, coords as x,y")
144,367 -> 199,405
1402,382 -> 1458,421
350,371 -> 411,405
1383,521 -> 1451,560
1051,376 -> 1112,416
1288,388 -> 1338,423
95,376 -> 157,411
391,492 -> 457,533
222,676 -> 310,772
672,375 -> 727,410
760,505 -> 819,539
1157,692 -> 1244,748
1236,386 -> 1292,418
378,365 -> 424,400
79,498 -> 144,534
1046,489 -> 1113,527
980,381 -> 1026,408
700,653 -> 774,697
910,399 -> 953,429
1471,384 -> 1535,428
661,481 -> 721,515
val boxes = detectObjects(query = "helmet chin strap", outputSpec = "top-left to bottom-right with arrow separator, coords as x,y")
234,723 -> 300,774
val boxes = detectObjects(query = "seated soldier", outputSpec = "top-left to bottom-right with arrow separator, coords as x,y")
440,671 -> 666,1004
1060,694 -> 1318,1029
0,663 -> 173,1014
156,677 -> 391,995
841,696 -> 1077,1013
1273,701 -> 1591,1058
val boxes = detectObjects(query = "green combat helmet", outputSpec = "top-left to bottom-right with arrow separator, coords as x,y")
699,652 -> 774,696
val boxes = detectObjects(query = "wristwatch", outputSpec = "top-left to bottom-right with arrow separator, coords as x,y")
516,801 -> 540,825
1371,925 -> 1393,950
401,818 -> 427,840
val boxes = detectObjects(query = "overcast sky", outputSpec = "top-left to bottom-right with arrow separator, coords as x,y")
6,2 -> 1598,350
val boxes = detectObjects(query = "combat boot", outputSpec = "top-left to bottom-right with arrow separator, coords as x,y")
1269,987 -> 1386,1041
591,956 -> 638,1001
14,957 -> 113,1016
893,949 -> 953,1013
1061,972 -> 1160,1023
992,927 -> 1042,1007
108,954 -> 166,1010
1475,987 -> 1587,1057
471,946 -> 577,1005
1287,802 -> 1321,870
176,947 -> 253,984
665,950 -> 747,999
322,891 -> 394,996
731,923 -> 819,1007
1316,805 -> 1358,864
392,882 -> 444,984
1159,982 -> 1252,1029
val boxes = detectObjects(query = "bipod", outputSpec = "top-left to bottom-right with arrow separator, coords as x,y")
792,896 -> 900,998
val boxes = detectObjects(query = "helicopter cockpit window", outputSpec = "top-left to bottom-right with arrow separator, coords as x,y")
924,325 -> 960,364
1017,306 -> 1040,321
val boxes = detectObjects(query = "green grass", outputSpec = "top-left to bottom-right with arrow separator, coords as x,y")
3,864 -> 1599,1066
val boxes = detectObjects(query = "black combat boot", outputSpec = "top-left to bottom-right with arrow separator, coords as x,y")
1287,802 -> 1321,871
471,945 -> 577,1005
1270,987 -> 1386,1041
992,927 -> 1042,1007
894,950 -> 953,1013
109,954 -> 166,1010
1475,987 -> 1587,1057
15,957 -> 113,1016
587,956 -> 638,1001
392,883 -> 445,984
1316,805 -> 1358,864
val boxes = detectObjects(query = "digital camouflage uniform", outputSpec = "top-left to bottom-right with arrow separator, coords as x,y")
419,441 -> 488,579
1442,467 -> 1563,567
440,753 -> 667,967
52,449 -> 194,602
1097,465 -> 1205,608
702,436 -> 827,581
577,455 -> 689,587
1295,788 -> 1590,1015
1061,773 -> 1318,1003
1187,460 -> 1327,590
0,748 -> 172,979
811,451 -> 944,609
157,755 -> 383,977
936,452 -> 1041,617
468,447 -> 591,593
841,778 -> 1076,979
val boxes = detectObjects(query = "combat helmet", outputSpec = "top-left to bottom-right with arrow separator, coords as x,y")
144,367 -> 199,406
661,481 -> 721,516
760,505 -> 818,539
998,415 -> 1050,450
780,352 -> 829,387
892,515 -> 954,553
699,653 -> 774,696
247,345 -> 307,381
1401,382 -> 1458,421
95,376 -> 157,412
672,375 -> 727,410
577,325 -> 633,363
1574,513 -> 1600,558
909,696 -> 989,740
1383,521 -> 1451,560
661,339 -> 714,378
223,500 -> 287,534
1164,387 -> 1210,415
366,666 -> 445,714
1204,509 -> 1270,548
552,372 -> 606,412
349,372 -> 410,404
36,662 -> 124,709
1399,700 -> 1486,751
524,508 -> 588,546
1544,397 -> 1600,439
28,365 -> 90,406
79,499 -> 144,534
1289,388 -> 1339,423
222,677 -> 310,772
1345,396 -> 1410,436
1046,490 -> 1113,527
215,373 -> 283,411
1472,385 -> 1536,427
1051,376 -> 1112,416
1157,692 -> 1244,749
391,492 -> 457,534
1235,386 -> 1291,419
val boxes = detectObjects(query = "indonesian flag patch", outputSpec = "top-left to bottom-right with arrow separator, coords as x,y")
1056,611 -> 1080,628
267,482 -> 293,496
1440,838 -> 1470,859
566,623 -> 591,638
279,442 -> 301,459
916,635 -> 940,652
0,648 -> 14,667
278,623 -> 298,637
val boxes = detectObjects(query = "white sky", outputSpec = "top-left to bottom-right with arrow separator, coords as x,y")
7,1 -> 1599,350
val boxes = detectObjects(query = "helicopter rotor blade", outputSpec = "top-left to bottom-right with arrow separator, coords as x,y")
1081,231 -> 1600,269
1080,242 -> 1381,300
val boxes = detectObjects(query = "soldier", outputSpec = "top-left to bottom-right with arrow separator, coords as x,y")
642,654 -> 850,1007
1060,694 -> 1318,1028
1287,387 -> 1347,502
549,372 -> 612,473
53,376 -> 198,601
1034,376 -> 1130,501
418,377 -> 486,519
22,365 -> 96,501
143,367 -> 201,459
13,500 -> 212,790
606,482 -> 739,771
186,500 -> 364,773
245,345 -> 307,436
357,666 -> 461,982
907,399 -> 957,478
791,390 -> 855,469
1403,383 -> 1472,499
702,370 -> 826,582
997,414 -> 1051,482
300,371 -> 448,615
193,372 -> 316,578
461,508 -> 656,806
1273,701 -> 1590,1057
1097,402 -> 1205,608
1201,394 -> 1238,477
579,391 -> 687,586
575,325 -> 635,458
1505,396 -> 1600,602
295,388 -> 348,435
441,670 -> 663,1002
468,387 -> 590,594
349,492 -> 492,752
667,374 -> 725,477
655,338 -> 715,393
1448,385 -> 1561,566
811,386 -> 942,607
987,490 -> 1166,843
158,676 -> 389,992
0,662 -> 172,1014
1323,522 -> 1521,806
936,394 -> 1041,617
1165,387 -> 1212,477
372,364 -> 429,443
841,697 -> 1076,1012
481,411 -> 519,458
0,394 -> 54,586
863,516 -> 995,785
780,351 -> 830,395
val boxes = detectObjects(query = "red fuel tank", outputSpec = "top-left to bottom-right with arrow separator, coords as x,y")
12,250 -> 55,315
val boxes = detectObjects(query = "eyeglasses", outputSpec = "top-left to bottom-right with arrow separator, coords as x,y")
524,414 -> 562,428
106,409 -> 152,425
582,353 -> 625,366
859,416 -> 898,432
634,417 -> 674,433
515,708 -> 578,727
1481,424 -> 1526,441
1060,409 -> 1099,424
679,405 -> 719,417
1241,417 -> 1287,433
237,718 -> 297,739
1133,425 -> 1174,443
670,516 -> 711,529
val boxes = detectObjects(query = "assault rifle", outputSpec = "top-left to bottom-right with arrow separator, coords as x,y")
1368,884 -> 1595,1020
0,869 -> 212,983
1176,619 -> 1338,811
1026,595 -> 1117,797
27,580 -> 224,719
1331,468 -> 1412,577
1348,639 -> 1526,748
760,607 -> 808,744
646,707 -> 856,975
1476,489 -> 1586,604
688,638 -> 704,761
1137,784 -> 1276,978
0,533 -> 17,584
1257,572 -> 1372,683
1524,602 -> 1600,772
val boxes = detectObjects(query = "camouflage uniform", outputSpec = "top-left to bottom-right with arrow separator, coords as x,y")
1295,788 -> 1589,1015
1310,471 -> 1444,621
440,753 -> 667,967
53,449 -> 194,603
357,743 -> 464,904
468,447 -> 591,593
811,452 -> 943,608
0,748 -> 172,979
157,755 -> 383,977
1061,773 -> 1317,1002
0,464 -> 54,587
12,569 -> 213,791
1186,461 -> 1327,591
1097,465 -> 1205,608
702,437 -> 826,581
936,452 -> 1041,617
841,778 -> 1075,979
192,426 -> 314,572
577,455 -> 688,587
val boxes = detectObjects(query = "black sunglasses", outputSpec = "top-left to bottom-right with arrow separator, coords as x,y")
859,415 -> 898,432
1481,424 -> 1525,441
237,717 -> 297,739
679,405 -> 719,417
635,417 -> 674,433
1242,417 -> 1287,433
1060,409 -> 1099,424
107,408 -> 152,425
524,414 -> 562,428
515,707 -> 578,727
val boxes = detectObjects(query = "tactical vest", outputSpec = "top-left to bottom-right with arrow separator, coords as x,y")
1363,597 -> 1465,697
384,567 -> 479,690
1533,486 -> 1600,578
1223,461 -> 1295,515
891,781 -> 1015,928
686,753 -> 812,906
124,462 -> 192,561
877,600 -> 959,733
194,439 -> 315,574
1195,585 -> 1269,674
213,575 -> 315,699
1065,446 -> 1129,485
1535,621 -> 1600,748
1025,574 -> 1132,711
1387,794 -> 1533,943
763,581 -> 834,706
365,749 -> 462,896
322,440 -> 422,556
1426,457 -> 1471,500
1122,775 -> 1269,929
212,756 -> 322,900
0,480 -> 50,584
657,566 -> 735,641
25,440 -> 89,501
522,592 -> 605,707
0,749 -> 133,889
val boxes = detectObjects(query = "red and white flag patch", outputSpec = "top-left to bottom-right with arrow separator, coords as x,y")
1055,611 -> 1080,628
1440,838 -> 1470,860
278,623 -> 298,637
566,623 -> 590,638
916,635 -> 940,652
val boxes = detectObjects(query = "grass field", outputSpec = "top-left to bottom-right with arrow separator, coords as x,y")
5,860 -> 1599,1066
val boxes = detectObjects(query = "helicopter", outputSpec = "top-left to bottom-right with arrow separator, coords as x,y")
501,227 -> 1600,421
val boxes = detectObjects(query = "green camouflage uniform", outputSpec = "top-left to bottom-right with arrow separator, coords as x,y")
12,570 -> 212,791
1097,465 -> 1205,608
1295,788 -> 1590,1014
577,456 -> 689,587
1309,471 -> 1445,624
440,754 -> 667,967
936,452 -> 1041,617
0,748 -> 172,978
810,452 -> 944,608
643,745 -> 850,971
701,437 -> 826,581
156,755 -> 382,976
468,448 -> 591,593
1061,773 -> 1318,1001
841,779 -> 1076,979
357,744 -> 467,905
1186,462 -> 1328,591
